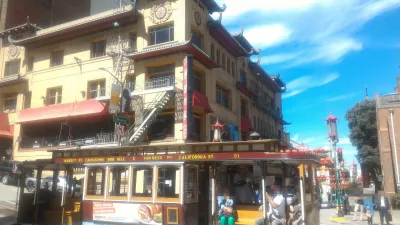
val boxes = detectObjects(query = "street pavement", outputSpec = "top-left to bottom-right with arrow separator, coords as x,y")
0,183 -> 18,225
320,207 -> 400,225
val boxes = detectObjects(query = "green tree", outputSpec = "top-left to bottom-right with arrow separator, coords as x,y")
345,99 -> 381,188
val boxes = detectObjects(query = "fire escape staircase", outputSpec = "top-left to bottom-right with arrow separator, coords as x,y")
126,90 -> 175,144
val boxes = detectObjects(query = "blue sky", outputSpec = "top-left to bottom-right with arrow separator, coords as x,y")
214,0 -> 400,168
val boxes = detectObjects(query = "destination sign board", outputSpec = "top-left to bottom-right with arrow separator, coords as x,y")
54,152 -> 317,164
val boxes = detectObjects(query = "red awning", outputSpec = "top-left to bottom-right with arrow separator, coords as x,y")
241,116 -> 253,133
193,90 -> 214,113
18,100 -> 108,124
0,112 -> 13,139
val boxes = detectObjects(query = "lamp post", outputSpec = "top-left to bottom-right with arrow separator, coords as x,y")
325,112 -> 343,217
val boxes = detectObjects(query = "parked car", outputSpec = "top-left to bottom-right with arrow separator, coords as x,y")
25,176 -> 80,193
0,159 -> 22,185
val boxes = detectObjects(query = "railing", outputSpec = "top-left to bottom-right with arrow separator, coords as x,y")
145,76 -> 175,90
59,132 -> 118,147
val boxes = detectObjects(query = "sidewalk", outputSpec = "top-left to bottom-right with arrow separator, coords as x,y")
330,210 -> 400,224
0,206 -> 15,225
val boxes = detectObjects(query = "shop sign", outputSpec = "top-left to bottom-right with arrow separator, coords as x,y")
110,83 -> 121,111
113,115 -> 130,125
182,55 -> 194,141
55,152 -> 317,164
93,202 -> 162,224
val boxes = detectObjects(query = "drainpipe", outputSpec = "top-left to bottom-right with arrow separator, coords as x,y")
389,109 -> 400,187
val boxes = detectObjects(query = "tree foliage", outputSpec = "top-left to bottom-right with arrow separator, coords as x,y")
345,99 -> 381,185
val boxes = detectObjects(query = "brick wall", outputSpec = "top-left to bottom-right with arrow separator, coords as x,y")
376,106 -> 400,194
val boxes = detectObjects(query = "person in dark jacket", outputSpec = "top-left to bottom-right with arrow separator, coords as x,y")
376,192 -> 391,225
342,191 -> 350,215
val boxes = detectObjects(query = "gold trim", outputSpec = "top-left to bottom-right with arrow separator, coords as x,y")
166,207 -> 179,224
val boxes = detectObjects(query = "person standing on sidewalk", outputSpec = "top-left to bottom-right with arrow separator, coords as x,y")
363,197 -> 374,225
377,192 -> 391,225
342,191 -> 350,215
354,196 -> 364,221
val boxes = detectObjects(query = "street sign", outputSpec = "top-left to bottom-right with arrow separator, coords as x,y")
116,125 -> 125,136
110,83 -> 121,111
113,115 -> 130,125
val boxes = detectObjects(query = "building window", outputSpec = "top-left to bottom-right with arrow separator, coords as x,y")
232,62 -> 236,77
108,167 -> 129,197
193,72 -> 201,93
47,87 -> 62,105
240,99 -> 247,116
157,166 -> 180,198
126,75 -> 136,91
27,57 -> 34,72
148,64 -> 175,79
24,92 -> 31,109
150,24 -> 174,45
221,54 -> 226,70
88,79 -> 106,99
3,93 -> 17,112
132,167 -> 153,197
216,84 -> 229,108
216,49 -> 220,64
50,50 -> 64,67
91,40 -> 106,58
211,44 -> 215,60
130,33 -> 137,50
4,59 -> 20,76
239,71 -> 246,85
227,58 -> 231,74
192,31 -> 202,49
87,168 -> 106,196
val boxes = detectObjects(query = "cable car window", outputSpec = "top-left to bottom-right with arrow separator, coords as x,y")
132,167 -> 153,197
157,167 -> 180,198
108,167 -> 129,197
87,168 -> 106,196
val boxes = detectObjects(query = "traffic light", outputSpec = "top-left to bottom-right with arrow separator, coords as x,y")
337,149 -> 343,162
121,88 -> 131,113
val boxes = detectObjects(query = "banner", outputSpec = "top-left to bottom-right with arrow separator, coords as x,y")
109,83 -> 121,111
93,202 -> 162,224
183,55 -> 194,141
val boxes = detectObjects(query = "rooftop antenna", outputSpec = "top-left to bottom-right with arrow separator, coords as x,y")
365,86 -> 369,100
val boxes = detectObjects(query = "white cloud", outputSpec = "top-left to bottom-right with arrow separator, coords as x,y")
243,24 -> 292,48
217,0 -> 400,67
283,73 -> 339,98
291,133 -> 299,142
325,93 -> 357,102
340,137 -> 352,145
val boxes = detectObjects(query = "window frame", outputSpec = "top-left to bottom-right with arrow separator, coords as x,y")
84,167 -> 107,200
184,165 -> 198,203
216,84 -> 230,108
50,50 -> 64,67
46,86 -> 62,105
4,59 -> 20,77
155,165 -> 181,203
191,30 -> 203,49
129,32 -> 137,50
131,166 -> 154,202
149,23 -> 174,46
106,166 -> 130,200
3,93 -> 18,112
88,79 -> 106,99
27,56 -> 34,72
91,40 -> 106,58
210,44 -> 215,60
216,49 -> 220,64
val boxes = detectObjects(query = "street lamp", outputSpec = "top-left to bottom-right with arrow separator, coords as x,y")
325,112 -> 343,217
250,131 -> 261,140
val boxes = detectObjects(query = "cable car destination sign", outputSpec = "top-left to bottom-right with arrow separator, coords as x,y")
54,152 -> 317,164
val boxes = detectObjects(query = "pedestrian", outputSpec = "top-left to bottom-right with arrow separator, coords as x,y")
377,192 -> 391,225
255,185 -> 286,225
219,187 -> 236,225
363,197 -> 374,225
342,191 -> 350,215
353,196 -> 364,221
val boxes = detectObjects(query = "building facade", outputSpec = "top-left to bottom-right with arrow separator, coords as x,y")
0,0 -> 290,162
376,77 -> 400,195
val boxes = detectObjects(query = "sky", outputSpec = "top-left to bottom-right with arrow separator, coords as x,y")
214,0 -> 400,168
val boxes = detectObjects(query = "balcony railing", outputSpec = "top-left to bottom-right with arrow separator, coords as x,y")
145,76 -> 175,90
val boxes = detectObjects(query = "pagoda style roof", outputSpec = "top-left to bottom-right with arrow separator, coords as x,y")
126,39 -> 219,69
271,74 -> 287,92
6,4 -> 136,48
200,0 -> 227,13
248,61 -> 283,93
232,31 -> 261,55
0,20 -> 42,38
208,19 -> 260,57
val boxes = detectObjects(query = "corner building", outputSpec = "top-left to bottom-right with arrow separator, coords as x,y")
0,0 -> 290,162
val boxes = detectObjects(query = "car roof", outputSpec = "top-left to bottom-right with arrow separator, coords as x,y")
1,160 -> 22,164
